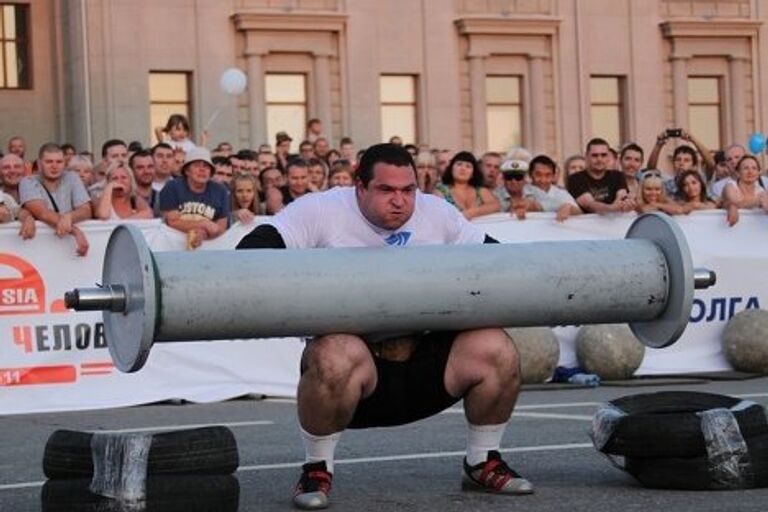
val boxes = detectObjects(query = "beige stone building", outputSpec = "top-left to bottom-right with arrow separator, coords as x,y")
1,0 -> 767,163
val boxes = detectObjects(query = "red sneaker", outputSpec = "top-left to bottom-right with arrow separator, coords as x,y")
293,461 -> 333,510
461,450 -> 534,495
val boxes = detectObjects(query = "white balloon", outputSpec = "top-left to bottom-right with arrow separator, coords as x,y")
220,68 -> 247,95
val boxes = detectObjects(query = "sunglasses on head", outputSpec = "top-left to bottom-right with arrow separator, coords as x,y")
638,169 -> 662,181
504,173 -> 526,181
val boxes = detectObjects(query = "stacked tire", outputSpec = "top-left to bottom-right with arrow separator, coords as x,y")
41,427 -> 240,511
591,391 -> 768,490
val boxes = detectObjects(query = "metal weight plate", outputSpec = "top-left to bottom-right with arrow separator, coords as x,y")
625,213 -> 694,349
102,225 -> 159,372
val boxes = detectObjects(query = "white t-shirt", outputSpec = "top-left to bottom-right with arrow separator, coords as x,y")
266,186 -> 486,249
526,184 -> 577,211
709,177 -> 735,199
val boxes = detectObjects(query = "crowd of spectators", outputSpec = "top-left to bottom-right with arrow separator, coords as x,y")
2,114 -> 767,256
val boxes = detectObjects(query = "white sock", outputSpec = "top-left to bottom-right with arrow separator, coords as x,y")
300,426 -> 341,474
466,422 -> 507,466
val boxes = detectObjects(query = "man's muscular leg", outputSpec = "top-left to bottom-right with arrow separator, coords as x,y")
444,327 -> 520,425
297,334 -> 377,470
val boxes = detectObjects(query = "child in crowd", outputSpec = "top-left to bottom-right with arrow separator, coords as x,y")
155,114 -> 206,154
328,160 -> 355,188
307,158 -> 328,192
635,170 -> 683,215
230,173 -> 260,224
675,170 -> 718,213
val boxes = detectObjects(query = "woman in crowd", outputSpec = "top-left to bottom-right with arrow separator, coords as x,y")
328,160 -> 355,188
561,154 -> 586,189
68,155 -> 95,188
230,173 -> 260,224
722,155 -> 767,226
675,170 -> 718,213
93,161 -> 153,220
635,169 -> 682,215
433,151 -> 500,219
414,151 -> 440,194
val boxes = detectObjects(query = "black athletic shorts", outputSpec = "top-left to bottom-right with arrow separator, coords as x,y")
346,331 -> 462,428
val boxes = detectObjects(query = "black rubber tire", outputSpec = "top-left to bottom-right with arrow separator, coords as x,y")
598,391 -> 768,459
624,433 -> 768,490
43,427 -> 239,479
40,475 -> 240,512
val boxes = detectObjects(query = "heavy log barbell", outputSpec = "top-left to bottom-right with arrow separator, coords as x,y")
65,213 -> 715,373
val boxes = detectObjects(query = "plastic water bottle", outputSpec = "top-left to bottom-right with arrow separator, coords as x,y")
568,373 -> 601,387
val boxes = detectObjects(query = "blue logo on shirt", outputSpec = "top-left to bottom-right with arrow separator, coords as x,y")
385,232 -> 412,246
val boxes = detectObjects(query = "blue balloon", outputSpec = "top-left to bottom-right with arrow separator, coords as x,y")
748,133 -> 765,154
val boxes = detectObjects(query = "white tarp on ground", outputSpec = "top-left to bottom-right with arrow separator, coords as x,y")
1,210 -> 765,414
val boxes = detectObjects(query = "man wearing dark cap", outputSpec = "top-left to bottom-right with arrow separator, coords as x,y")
159,147 -> 230,249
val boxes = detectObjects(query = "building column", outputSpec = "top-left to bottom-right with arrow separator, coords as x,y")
469,55 -> 487,154
528,55 -> 546,153
247,52 -> 266,149
728,56 -> 747,144
671,55 -> 688,130
313,54 -> 332,141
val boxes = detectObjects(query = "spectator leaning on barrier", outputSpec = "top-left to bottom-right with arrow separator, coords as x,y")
497,159 -> 539,220
722,155 -> 768,227
93,160 -> 153,220
266,158 -> 312,215
675,169 -> 718,213
129,150 -> 159,215
434,151 -> 500,220
635,169 -> 683,215
567,137 -> 634,215
0,155 -> 34,238
1,153 -> 25,203
527,155 -> 581,222
159,146 -> 230,249
19,143 -> 92,255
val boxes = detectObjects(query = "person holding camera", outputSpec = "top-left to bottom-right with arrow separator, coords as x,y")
646,129 -> 715,197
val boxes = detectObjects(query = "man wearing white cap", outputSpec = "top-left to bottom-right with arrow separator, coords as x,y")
159,147 -> 230,249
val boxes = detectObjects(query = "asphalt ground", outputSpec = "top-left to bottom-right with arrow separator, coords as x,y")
2,377 -> 768,511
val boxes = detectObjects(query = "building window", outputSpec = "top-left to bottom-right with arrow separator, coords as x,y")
688,77 -> 722,150
590,76 -> 624,148
486,76 -> 522,153
265,73 -> 307,149
0,3 -> 30,89
149,72 -> 192,143
380,75 -> 417,144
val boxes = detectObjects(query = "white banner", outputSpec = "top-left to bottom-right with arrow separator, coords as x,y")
1,211 -> 765,415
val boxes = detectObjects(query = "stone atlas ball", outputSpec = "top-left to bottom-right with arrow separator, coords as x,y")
576,324 -> 645,381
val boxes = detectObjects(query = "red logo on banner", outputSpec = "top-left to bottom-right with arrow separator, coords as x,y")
0,253 -> 46,315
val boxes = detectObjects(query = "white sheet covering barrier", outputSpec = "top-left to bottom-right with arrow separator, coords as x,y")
1,210 -> 765,414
